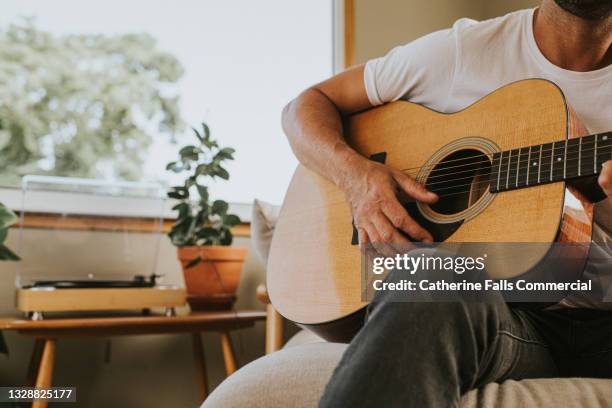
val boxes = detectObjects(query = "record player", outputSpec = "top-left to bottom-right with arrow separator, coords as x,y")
16,176 -> 186,319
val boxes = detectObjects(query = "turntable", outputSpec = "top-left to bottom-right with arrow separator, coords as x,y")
16,176 -> 186,320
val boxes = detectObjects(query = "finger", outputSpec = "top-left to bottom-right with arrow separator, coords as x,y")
381,197 -> 434,243
393,171 -> 438,203
357,226 -> 370,249
369,212 -> 404,257
361,222 -> 390,257
599,161 -> 611,197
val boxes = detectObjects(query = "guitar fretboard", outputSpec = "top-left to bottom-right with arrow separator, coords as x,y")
489,132 -> 612,193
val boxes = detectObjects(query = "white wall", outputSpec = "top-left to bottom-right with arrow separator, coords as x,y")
354,0 -> 540,64
483,0 -> 540,19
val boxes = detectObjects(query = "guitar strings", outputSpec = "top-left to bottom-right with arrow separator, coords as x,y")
423,159 -> 593,189
418,159 -> 604,200
400,144 -> 609,182
397,137 -> 609,174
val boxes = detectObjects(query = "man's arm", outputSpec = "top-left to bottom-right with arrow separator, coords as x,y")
281,65 -> 438,247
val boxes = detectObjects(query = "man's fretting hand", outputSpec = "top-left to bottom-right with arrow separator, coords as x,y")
338,156 -> 438,251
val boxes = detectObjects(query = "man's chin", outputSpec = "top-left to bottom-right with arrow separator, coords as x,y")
553,0 -> 612,20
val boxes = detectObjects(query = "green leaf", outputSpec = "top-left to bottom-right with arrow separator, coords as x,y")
179,145 -> 200,161
0,244 -> 19,261
220,229 -> 233,246
215,147 -> 235,161
196,227 -> 218,239
195,163 -> 211,177
0,204 -> 18,230
184,177 -> 196,189
211,200 -> 229,216
215,166 -> 230,180
168,186 -> 189,200
192,126 -> 203,143
202,122 -> 210,139
224,214 -> 241,226
196,185 -> 209,201
172,202 -> 190,215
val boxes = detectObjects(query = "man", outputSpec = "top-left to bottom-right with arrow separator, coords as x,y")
282,0 -> 612,406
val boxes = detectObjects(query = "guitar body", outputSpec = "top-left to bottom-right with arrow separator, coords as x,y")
268,79 -> 594,342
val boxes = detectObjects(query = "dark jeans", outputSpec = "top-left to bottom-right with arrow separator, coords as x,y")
319,281 -> 612,407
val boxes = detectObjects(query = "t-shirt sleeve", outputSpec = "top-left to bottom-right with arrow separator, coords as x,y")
364,28 -> 458,106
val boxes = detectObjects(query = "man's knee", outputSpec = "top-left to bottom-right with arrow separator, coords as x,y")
367,299 -> 507,338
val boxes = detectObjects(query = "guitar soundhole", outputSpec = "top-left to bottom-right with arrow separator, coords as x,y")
426,149 -> 491,215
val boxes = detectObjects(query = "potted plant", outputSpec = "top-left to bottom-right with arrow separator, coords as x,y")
166,123 -> 244,311
0,202 -> 19,261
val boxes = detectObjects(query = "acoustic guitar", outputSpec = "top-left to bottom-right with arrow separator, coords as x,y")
268,79 -> 611,341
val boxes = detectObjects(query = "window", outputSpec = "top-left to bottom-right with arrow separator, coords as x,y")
0,0 -> 335,205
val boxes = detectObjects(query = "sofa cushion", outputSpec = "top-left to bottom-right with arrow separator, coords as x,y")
204,342 -> 612,408
251,199 -> 280,264
461,378 -> 612,407
283,329 -> 325,349
202,343 -> 347,408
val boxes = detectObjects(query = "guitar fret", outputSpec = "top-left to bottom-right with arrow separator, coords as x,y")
594,135 -> 598,173
509,149 -> 519,189
497,151 -> 509,192
490,152 -> 502,193
551,141 -> 565,181
537,144 -> 543,184
540,142 -> 553,184
506,149 -> 512,190
497,153 -> 502,191
563,139 -> 568,179
578,137 -> 582,176
526,146 -> 531,186
527,145 -> 539,186
550,142 -> 555,181
580,135 -> 596,177
517,147 -> 529,188
515,148 -> 520,188
565,138 -> 580,179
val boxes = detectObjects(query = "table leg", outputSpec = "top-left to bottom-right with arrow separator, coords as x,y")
265,304 -> 284,354
219,332 -> 237,376
32,339 -> 56,408
191,332 -> 208,402
26,339 -> 44,386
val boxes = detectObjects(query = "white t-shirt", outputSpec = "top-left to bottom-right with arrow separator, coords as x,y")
364,8 -> 612,308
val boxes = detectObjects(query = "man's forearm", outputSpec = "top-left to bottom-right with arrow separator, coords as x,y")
281,88 -> 363,188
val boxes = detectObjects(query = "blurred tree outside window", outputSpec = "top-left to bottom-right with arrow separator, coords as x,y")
0,20 -> 184,185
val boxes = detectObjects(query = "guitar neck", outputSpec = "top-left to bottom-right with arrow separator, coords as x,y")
490,131 -> 612,193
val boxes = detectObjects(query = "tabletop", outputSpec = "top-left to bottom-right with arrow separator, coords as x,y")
0,310 -> 267,337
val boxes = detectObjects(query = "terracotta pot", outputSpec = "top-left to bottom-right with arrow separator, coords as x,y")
177,246 -> 247,311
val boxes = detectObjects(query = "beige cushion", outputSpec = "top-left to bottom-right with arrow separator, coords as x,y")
204,342 -> 612,408
283,329 -> 325,349
461,378 -> 612,408
202,343 -> 347,408
251,199 -> 280,264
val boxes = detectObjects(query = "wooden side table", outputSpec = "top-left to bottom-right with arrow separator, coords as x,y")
0,311 -> 266,408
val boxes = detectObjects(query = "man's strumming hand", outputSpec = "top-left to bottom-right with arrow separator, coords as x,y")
338,155 -> 438,250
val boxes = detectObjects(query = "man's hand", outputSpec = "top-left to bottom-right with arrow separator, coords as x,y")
339,156 -> 438,250
599,161 -> 612,197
